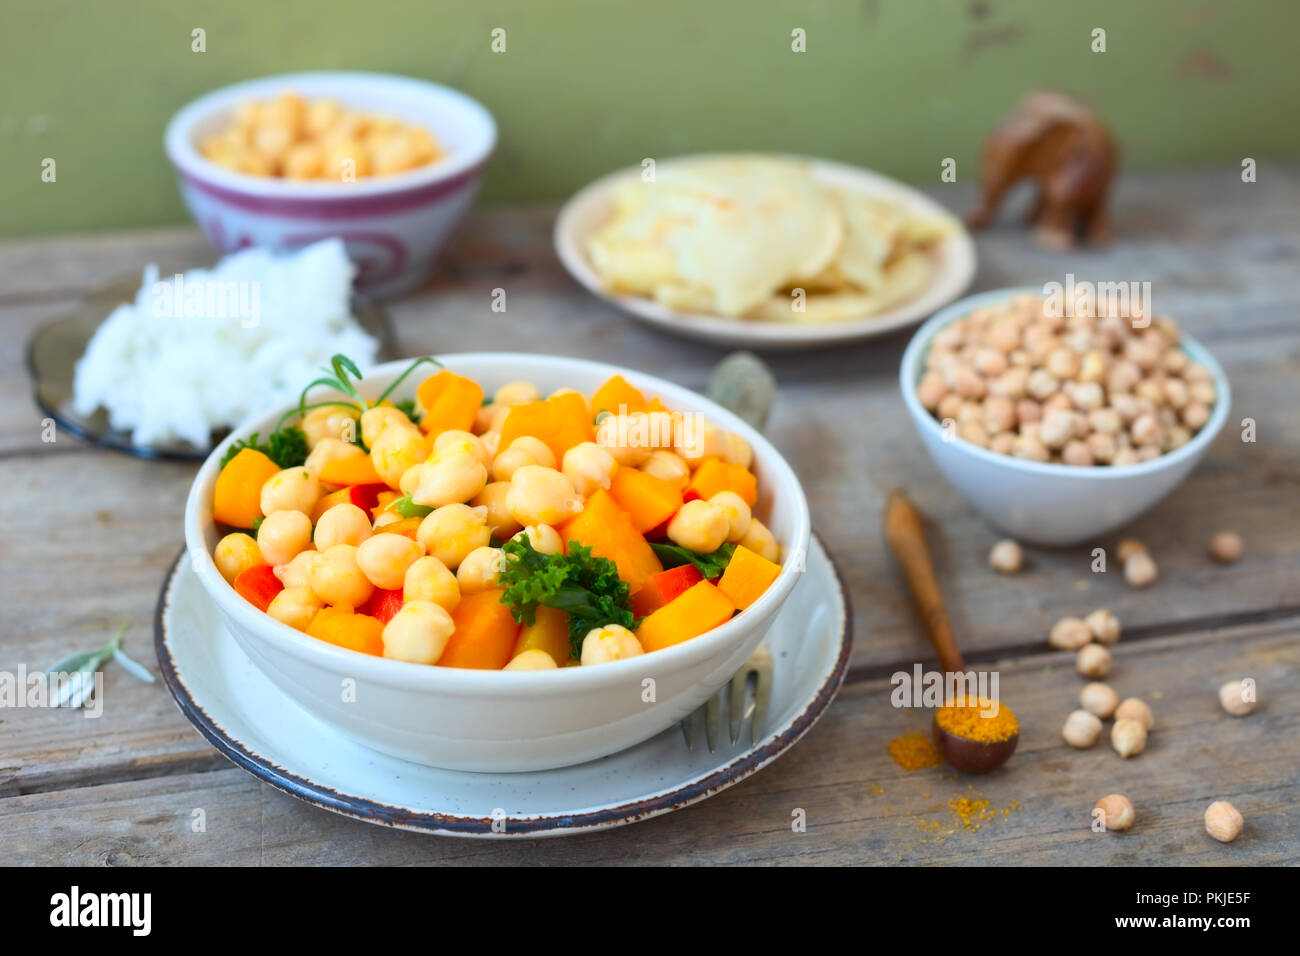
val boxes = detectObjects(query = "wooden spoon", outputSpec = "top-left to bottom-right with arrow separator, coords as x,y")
883,490 -> 1018,774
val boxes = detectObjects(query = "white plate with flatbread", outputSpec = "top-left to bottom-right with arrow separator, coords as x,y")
555,154 -> 977,350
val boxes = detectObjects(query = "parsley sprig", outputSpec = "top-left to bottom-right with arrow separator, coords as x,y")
498,536 -> 637,659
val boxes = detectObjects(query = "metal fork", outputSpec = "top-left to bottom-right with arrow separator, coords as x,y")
680,643 -> 773,752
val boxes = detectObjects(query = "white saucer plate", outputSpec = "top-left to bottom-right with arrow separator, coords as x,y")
554,156 -> 977,350
155,533 -> 852,838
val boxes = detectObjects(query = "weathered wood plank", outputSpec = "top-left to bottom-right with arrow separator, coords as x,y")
4,618 -> 1295,865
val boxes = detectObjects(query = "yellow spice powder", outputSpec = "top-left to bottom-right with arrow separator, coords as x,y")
934,696 -> 1019,743
888,730 -> 942,771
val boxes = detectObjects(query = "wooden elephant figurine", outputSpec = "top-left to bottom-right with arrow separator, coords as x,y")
968,91 -> 1117,249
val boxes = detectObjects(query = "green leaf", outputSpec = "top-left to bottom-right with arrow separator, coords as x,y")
650,541 -> 736,579
394,496 -> 434,518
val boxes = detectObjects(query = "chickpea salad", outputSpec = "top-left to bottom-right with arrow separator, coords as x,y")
211,355 -> 784,670
916,294 -> 1219,466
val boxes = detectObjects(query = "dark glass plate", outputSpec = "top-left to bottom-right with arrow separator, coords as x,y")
25,278 -> 393,461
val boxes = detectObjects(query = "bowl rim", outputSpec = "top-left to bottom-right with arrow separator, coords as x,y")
899,285 -> 1233,480
184,352 -> 812,693
164,71 -> 497,199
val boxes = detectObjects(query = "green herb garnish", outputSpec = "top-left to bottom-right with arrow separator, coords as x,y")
393,495 -> 434,519
650,541 -> 736,579
498,536 -> 637,659
219,427 -> 309,470
393,398 -> 420,424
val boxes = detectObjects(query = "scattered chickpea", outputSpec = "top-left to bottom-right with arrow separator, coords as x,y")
1094,794 -> 1135,831
1218,679 -> 1256,716
1063,709 -> 1103,748
1085,608 -> 1121,645
1079,682 -> 1119,719
1124,550 -> 1159,589
988,539 -> 1024,574
1116,537 -> 1148,563
1208,531 -> 1244,564
1203,801 -> 1244,843
1114,697 -> 1155,730
1111,717 -> 1148,758
1076,643 -> 1112,678
1049,616 -> 1093,650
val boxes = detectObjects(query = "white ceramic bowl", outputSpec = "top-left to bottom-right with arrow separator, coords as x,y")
900,288 -> 1232,546
184,354 -> 812,772
165,72 -> 497,299
554,155 -> 976,350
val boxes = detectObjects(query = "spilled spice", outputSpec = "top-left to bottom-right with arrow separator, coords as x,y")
888,730 -> 941,771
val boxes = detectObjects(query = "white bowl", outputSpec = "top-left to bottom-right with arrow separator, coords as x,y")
900,288 -> 1232,546
554,155 -> 977,350
165,72 -> 497,299
184,354 -> 812,772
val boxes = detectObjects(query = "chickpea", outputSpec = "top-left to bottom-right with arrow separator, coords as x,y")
1116,537 -> 1148,562
472,481 -> 523,539
1049,616 -> 1092,650
492,436 -> 556,482
562,442 -> 618,497
214,532 -> 265,584
989,432 -> 1017,456
457,546 -> 507,593
301,406 -> 359,448
308,544 -> 374,608
673,419 -> 729,467
504,648 -> 558,671
273,548 -> 316,589
267,586 -> 323,632
283,142 -> 323,179
1076,643 -> 1112,679
1094,794 -> 1135,831
360,406 -> 416,447
641,450 -> 691,488
936,393 -> 963,422
258,509 -> 313,566
1039,409 -> 1077,449
382,600 -> 455,664
1218,679 -> 1256,716
667,499 -> 730,554
506,465 -> 583,526
580,624 -> 645,665
1124,551 -> 1158,588
1204,801 -> 1244,843
480,430 -> 502,458
403,555 -> 460,611
988,539 -> 1023,574
417,503 -> 490,570
1063,709 -> 1102,748
433,429 -> 491,468
1061,439 -> 1094,467
260,466 -> 319,517
493,381 -> 541,406
1208,531 -> 1244,564
356,532 -> 424,590
315,503 -> 373,551
709,491 -> 752,543
1115,697 -> 1154,729
738,518 -> 780,563
399,462 -> 427,497
370,426 -> 429,490
513,523 -> 564,555
597,414 -> 655,466
1110,718 -> 1147,758
1080,682 -> 1119,718
414,447 -> 488,507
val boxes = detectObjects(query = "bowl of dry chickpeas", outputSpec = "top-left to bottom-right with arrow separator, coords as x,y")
183,352 -> 811,772
900,287 -> 1231,545
164,72 -> 497,298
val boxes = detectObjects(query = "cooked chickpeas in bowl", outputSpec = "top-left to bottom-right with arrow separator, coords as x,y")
900,288 -> 1231,545
185,353 -> 810,771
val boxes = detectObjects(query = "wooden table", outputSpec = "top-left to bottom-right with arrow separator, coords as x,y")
2,166 -> 1297,865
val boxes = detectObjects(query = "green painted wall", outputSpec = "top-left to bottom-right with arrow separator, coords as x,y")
1,0 -> 1296,237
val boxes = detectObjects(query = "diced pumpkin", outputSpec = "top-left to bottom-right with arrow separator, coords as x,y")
511,605 -> 572,665
416,370 -> 484,437
559,488 -> 662,592
645,397 -> 669,414
213,447 -> 281,529
371,490 -> 401,519
716,545 -> 782,610
591,374 -> 648,416
306,607 -> 385,656
358,588 -> 404,624
632,564 -> 704,618
232,563 -> 284,612
609,467 -> 683,534
499,392 -> 594,463
685,458 -> 758,507
635,581 -> 736,653
439,588 -> 521,669
318,452 -> 383,488
310,487 -> 352,523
